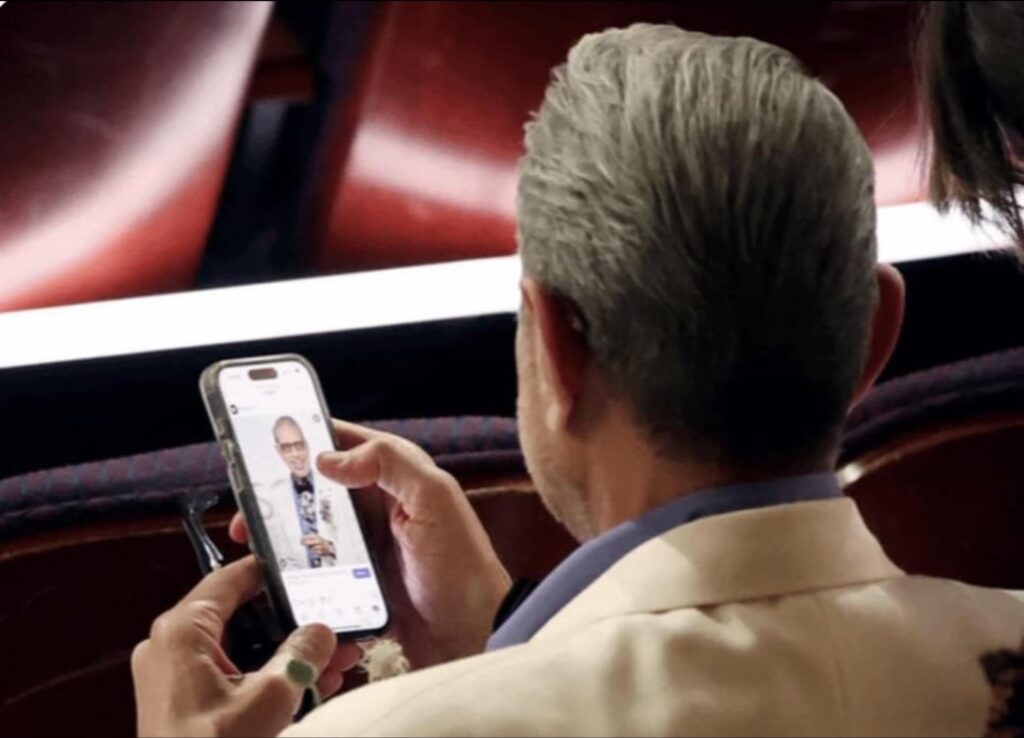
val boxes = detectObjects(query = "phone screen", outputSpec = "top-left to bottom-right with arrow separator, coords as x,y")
217,359 -> 388,634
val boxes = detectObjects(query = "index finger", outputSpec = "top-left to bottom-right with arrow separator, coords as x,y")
177,555 -> 263,626
331,419 -> 384,450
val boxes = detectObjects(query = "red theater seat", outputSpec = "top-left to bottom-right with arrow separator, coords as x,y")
0,1 -> 272,312
309,0 -> 923,274
840,349 -> 1024,589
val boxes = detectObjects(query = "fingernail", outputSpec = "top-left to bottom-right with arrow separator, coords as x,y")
297,622 -> 333,641
319,451 -> 347,468
339,651 -> 362,672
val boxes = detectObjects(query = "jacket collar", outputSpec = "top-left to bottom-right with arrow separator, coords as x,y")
533,498 -> 904,641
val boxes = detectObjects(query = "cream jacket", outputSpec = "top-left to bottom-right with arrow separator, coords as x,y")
284,498 -> 1024,736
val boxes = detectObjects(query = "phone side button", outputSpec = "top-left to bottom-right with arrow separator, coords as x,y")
227,463 -> 244,492
221,439 -> 239,464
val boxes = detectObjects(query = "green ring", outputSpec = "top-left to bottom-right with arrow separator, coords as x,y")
286,658 -> 322,709
286,658 -> 317,687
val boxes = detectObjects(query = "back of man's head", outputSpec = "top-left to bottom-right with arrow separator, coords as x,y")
517,24 -> 877,470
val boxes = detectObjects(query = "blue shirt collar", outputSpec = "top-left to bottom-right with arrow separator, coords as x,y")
486,471 -> 842,651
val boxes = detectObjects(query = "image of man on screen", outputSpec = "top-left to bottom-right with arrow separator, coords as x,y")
260,416 -> 338,570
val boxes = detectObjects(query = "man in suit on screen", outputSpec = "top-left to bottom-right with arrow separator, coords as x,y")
258,416 -> 362,570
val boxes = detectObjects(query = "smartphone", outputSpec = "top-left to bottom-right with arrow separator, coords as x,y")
200,353 -> 389,638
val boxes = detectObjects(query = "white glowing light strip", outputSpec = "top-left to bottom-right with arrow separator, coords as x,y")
877,200 -> 1011,262
0,256 -> 522,370
0,202 -> 1013,370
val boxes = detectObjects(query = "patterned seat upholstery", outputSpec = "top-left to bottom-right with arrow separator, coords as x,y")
842,347 -> 1024,463
0,417 -> 523,543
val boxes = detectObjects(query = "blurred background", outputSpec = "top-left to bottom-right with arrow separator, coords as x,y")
1,0 -> 1022,475
5,5 -> 1024,736
0,0 -> 989,310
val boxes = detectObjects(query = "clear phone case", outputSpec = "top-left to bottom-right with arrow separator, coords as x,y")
199,353 -> 390,639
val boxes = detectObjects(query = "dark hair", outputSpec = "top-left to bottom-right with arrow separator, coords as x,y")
919,1 -> 1024,245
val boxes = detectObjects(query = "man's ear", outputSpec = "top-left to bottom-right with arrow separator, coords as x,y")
849,263 -> 905,409
520,278 -> 590,430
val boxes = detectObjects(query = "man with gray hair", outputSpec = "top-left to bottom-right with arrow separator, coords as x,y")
132,25 -> 1024,736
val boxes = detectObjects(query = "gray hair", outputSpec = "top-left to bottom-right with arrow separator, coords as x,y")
517,24 -> 878,467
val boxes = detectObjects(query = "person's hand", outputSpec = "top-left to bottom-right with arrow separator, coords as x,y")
300,534 -> 336,558
132,556 -> 360,737
231,419 -> 512,668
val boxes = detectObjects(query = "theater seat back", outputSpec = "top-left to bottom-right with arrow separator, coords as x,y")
0,1 -> 271,311
840,349 -> 1024,589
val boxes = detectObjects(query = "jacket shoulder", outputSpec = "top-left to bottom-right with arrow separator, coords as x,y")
283,580 -> 1024,737
282,640 -> 571,737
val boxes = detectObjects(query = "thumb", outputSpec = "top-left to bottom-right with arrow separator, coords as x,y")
238,624 -> 336,727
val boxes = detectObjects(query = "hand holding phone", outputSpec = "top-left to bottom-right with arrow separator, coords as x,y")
227,417 -> 517,668
201,354 -> 390,638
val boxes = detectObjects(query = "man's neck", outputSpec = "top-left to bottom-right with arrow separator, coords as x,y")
581,416 -> 833,537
